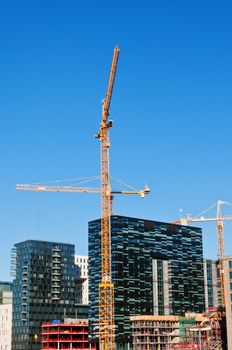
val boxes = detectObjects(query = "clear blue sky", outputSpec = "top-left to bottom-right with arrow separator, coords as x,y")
1,0 -> 232,280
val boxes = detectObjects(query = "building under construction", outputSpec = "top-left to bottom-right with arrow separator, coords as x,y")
41,319 -> 95,350
130,312 -> 222,350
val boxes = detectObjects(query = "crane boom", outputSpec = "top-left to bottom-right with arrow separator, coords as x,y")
16,184 -> 150,197
102,47 -> 120,122
16,184 -> 100,193
174,217 -> 232,224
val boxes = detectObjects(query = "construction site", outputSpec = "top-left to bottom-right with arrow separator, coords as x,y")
41,320 -> 95,350
15,48 -> 232,350
131,311 -> 223,350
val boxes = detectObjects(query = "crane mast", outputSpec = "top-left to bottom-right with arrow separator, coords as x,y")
217,200 -> 225,308
97,47 -> 120,350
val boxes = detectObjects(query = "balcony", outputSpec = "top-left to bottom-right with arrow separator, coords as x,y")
52,265 -> 61,269
51,289 -> 61,294
21,311 -> 27,321
52,275 -> 61,280
52,271 -> 61,276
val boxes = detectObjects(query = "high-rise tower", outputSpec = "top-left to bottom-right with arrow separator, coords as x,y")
11,240 -> 77,350
89,216 -> 205,350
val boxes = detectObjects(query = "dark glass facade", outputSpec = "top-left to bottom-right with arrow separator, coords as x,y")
11,240 -> 78,350
88,215 -> 205,349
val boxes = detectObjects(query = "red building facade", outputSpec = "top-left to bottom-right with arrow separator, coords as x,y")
42,320 -> 96,350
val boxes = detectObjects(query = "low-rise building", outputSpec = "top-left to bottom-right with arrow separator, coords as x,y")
0,303 -> 12,350
41,319 -> 95,350
0,282 -> 12,350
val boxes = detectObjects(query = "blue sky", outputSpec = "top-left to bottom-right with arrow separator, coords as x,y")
1,0 -> 232,280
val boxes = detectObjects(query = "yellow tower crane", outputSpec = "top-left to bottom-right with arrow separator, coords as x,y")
16,47 -> 150,350
173,200 -> 232,309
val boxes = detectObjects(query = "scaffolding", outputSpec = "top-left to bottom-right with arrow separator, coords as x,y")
131,315 -> 180,350
130,313 -> 222,350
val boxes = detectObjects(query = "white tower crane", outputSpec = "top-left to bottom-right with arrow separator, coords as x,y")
174,200 -> 232,309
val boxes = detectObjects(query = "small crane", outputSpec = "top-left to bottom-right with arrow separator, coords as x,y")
173,200 -> 232,309
16,47 -> 150,350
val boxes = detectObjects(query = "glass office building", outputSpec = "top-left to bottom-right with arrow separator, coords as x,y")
11,240 -> 77,350
203,259 -> 219,311
88,215 -> 205,349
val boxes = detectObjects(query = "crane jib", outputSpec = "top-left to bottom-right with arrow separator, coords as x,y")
102,47 -> 120,121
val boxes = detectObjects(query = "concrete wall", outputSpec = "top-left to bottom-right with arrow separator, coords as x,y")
0,303 -> 12,350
